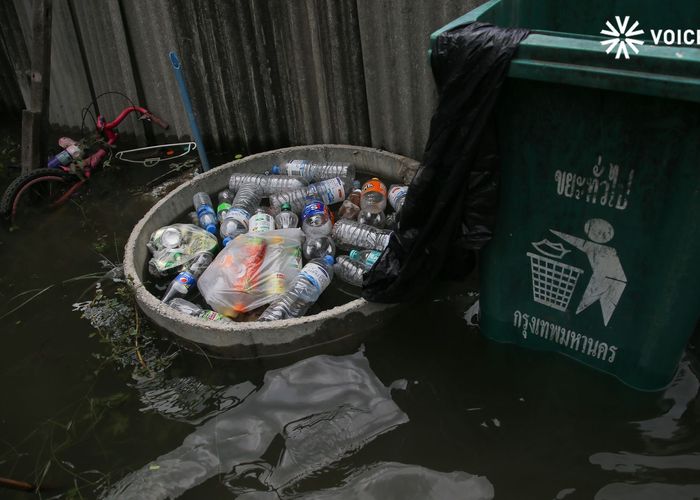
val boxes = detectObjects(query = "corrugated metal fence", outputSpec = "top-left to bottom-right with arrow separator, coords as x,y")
0,0 -> 480,159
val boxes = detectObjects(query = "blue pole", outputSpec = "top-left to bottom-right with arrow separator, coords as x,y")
169,51 -> 211,172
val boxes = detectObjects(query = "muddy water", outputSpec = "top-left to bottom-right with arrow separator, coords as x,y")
1,147 -> 699,499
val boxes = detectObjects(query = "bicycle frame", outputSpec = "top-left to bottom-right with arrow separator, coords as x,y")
54,105 -> 168,178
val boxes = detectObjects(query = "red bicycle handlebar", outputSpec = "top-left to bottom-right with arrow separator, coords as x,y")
146,112 -> 169,130
102,106 -> 169,131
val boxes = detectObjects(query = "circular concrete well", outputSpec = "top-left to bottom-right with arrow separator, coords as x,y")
124,145 -> 419,359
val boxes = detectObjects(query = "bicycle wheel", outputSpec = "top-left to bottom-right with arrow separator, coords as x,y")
0,168 -> 83,226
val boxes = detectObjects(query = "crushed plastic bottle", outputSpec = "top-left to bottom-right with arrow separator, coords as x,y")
301,200 -> 332,238
220,183 -> 263,245
334,255 -> 366,287
228,173 -> 308,195
269,177 -> 346,214
216,189 -> 234,222
258,255 -> 335,321
271,160 -> 355,184
360,178 -> 387,214
193,192 -> 218,234
331,219 -> 392,251
147,224 -> 218,277
303,235 -> 336,261
248,207 -> 276,233
161,251 -> 214,303
274,202 -> 299,229
167,298 -> 231,321
388,184 -> 408,212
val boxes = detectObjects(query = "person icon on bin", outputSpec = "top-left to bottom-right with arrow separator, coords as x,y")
551,218 -> 627,326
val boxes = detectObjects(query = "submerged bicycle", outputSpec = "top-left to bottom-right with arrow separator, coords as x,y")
0,103 -> 169,226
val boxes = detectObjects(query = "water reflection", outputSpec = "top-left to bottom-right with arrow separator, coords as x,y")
104,352 -> 414,498
234,462 -> 494,500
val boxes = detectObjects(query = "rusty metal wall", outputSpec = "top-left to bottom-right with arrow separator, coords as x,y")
0,0 -> 479,159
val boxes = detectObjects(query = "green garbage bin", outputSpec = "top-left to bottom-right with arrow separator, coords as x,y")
431,0 -> 700,390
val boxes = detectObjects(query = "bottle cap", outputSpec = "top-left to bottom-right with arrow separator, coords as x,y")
323,255 -> 335,265
222,237 -> 232,246
349,249 -> 359,260
206,223 -> 217,235
271,165 -> 281,175
280,202 -> 291,211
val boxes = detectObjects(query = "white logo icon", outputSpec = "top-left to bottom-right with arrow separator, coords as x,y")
527,219 -> 627,326
600,16 -> 645,59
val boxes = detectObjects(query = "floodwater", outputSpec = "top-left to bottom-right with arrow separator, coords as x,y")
1,128 -> 700,499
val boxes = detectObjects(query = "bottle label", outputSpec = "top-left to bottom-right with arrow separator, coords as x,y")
196,205 -> 216,219
362,179 -> 387,196
217,202 -> 231,214
388,185 -> 407,209
285,160 -> 308,176
267,272 -> 287,295
365,250 -> 381,267
301,263 -> 331,291
249,213 -> 275,233
315,178 -> 345,205
175,271 -> 196,291
198,310 -> 227,321
302,201 -> 326,222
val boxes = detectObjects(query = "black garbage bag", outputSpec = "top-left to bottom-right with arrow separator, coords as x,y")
362,22 -> 529,303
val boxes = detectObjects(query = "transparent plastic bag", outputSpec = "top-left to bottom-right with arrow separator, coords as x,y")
197,228 -> 304,317
147,223 -> 219,277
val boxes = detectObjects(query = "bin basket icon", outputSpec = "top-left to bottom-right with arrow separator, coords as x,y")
526,252 -> 583,312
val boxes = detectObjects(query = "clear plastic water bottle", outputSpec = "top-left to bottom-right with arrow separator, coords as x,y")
388,184 -> 408,212
271,160 -> 355,184
360,178 -> 387,214
358,209 -> 386,228
228,173 -> 308,195
269,177 -> 346,213
303,235 -> 336,261
258,255 -> 335,321
217,189 -> 234,221
220,183 -> 263,245
161,251 -> 214,303
331,219 -> 392,251
349,249 -> 381,268
248,207 -> 276,233
301,200 -> 332,238
167,298 -> 230,322
274,202 -> 299,229
334,255 -> 366,287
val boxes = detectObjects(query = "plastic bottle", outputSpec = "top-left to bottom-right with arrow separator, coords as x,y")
358,210 -> 386,228
269,177 -> 346,214
48,138 -> 82,169
388,184 -> 408,213
220,183 -> 264,245
161,251 -> 214,303
248,207 -> 276,233
360,178 -> 387,214
349,249 -> 381,268
228,173 -> 308,195
217,189 -> 234,221
334,255 -> 366,287
384,212 -> 397,229
265,236 -> 289,297
274,202 -> 299,229
271,160 -> 355,184
331,219 -> 392,251
258,255 -> 335,321
338,181 -> 362,220
303,235 -> 336,261
167,298 -> 230,322
301,200 -> 332,238
192,193 -> 218,235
